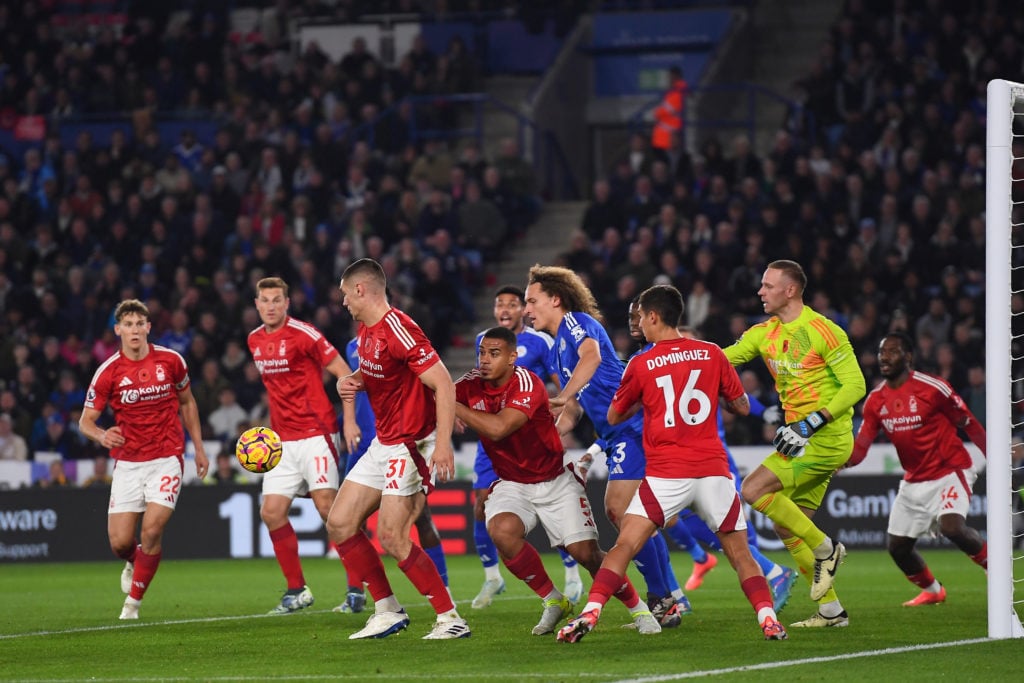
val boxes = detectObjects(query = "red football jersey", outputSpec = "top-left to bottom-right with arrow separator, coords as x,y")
612,338 -> 744,478
84,344 -> 191,462
456,367 -> 565,484
854,371 -> 976,482
248,316 -> 340,441
356,308 -> 441,445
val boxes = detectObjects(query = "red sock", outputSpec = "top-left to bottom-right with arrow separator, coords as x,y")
970,543 -> 988,570
332,542 -> 362,590
740,575 -> 773,613
907,567 -> 936,589
128,548 -> 161,601
589,567 -> 627,610
398,544 -> 455,614
338,533 -> 392,602
503,543 -> 555,598
269,523 -> 305,590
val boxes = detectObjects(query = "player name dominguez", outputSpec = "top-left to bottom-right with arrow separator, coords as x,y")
645,348 -> 711,369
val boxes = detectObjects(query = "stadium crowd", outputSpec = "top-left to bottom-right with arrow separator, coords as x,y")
0,2 -> 541,468
0,0 -> 1021,475
563,0 -> 1020,446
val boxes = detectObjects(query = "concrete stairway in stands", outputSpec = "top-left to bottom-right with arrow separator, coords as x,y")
443,200 -> 588,378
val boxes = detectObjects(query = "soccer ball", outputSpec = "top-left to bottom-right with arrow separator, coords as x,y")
235,426 -> 283,474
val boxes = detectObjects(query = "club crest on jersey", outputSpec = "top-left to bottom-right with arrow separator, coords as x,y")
908,396 -> 918,413
374,339 -> 383,359
559,338 -> 566,353
278,341 -> 287,356
155,364 -> 166,382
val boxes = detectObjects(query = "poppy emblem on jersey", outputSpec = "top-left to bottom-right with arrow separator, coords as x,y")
893,399 -> 904,412
264,342 -> 276,356
782,340 -> 789,353
138,369 -> 151,382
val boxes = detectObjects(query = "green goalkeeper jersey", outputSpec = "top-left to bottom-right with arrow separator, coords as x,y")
724,305 -> 866,435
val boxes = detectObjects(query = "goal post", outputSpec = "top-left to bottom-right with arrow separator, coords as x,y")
984,77 -> 1024,639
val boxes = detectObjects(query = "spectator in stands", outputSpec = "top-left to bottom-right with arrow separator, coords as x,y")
651,66 -> 687,154
208,450 -> 248,486
457,180 -> 506,261
82,454 -> 113,488
0,412 -> 28,461
31,413 -> 77,460
35,459 -> 71,488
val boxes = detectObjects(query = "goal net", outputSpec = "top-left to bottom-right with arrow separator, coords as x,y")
985,78 -> 1024,639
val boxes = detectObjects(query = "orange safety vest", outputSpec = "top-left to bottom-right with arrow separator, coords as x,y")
651,76 -> 687,150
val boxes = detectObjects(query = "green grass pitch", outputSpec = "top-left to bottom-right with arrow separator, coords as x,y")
0,550 -> 1018,681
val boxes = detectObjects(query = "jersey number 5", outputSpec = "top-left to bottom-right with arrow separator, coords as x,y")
655,370 -> 711,427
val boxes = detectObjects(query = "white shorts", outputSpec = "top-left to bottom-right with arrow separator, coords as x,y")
262,433 -> 341,498
888,469 -> 977,538
344,432 -> 437,496
109,456 -> 184,514
485,469 -> 599,548
625,475 -> 747,534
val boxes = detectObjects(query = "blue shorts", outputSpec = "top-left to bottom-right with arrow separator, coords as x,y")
473,442 -> 498,490
603,431 -> 646,480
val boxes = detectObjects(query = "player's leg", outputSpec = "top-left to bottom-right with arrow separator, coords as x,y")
717,528 -> 786,640
672,512 -> 720,590
888,533 -> 947,606
413,504 -> 449,586
559,512 -> 658,643
119,501 -> 173,619
335,449 -> 367,613
108,510 -> 141,616
557,547 -> 584,603
327,446 -> 413,639
743,448 -> 845,602
471,449 -> 505,608
702,477 -> 785,640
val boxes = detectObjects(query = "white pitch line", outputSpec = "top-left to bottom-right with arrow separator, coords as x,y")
604,637 -> 993,682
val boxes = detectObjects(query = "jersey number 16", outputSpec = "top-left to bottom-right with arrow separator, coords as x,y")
655,370 -> 711,428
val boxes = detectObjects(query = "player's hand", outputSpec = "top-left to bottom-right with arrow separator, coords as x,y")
337,374 -> 363,402
101,426 -> 125,449
762,405 -> 783,425
772,411 -> 827,458
549,394 -> 568,410
342,420 -> 361,454
193,448 -> 210,479
454,417 -> 467,434
431,444 -> 456,482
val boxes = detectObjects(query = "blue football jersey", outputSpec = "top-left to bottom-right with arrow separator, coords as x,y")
552,312 -> 642,440
344,337 -> 376,451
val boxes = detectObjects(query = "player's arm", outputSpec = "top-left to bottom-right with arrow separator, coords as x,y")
555,396 -> 584,436
722,326 -> 763,366
79,405 -> 125,449
944,390 -> 987,457
607,361 -> 641,425
325,354 -> 361,453
723,392 -> 750,416
336,368 -> 365,403
419,361 -> 457,481
455,402 -> 529,441
178,386 -> 209,479
820,333 -> 867,420
845,398 -> 881,469
746,392 -> 782,424
551,337 -> 600,410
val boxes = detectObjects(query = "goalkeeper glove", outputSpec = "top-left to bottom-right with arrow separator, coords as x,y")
772,410 -> 827,458
761,405 -> 783,425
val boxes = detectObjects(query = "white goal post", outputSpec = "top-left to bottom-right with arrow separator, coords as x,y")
984,78 -> 1024,639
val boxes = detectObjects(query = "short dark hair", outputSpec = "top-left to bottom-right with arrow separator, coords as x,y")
481,326 -> 516,348
494,285 -> 525,304
637,284 -> 684,327
341,258 -> 386,287
882,331 -> 914,355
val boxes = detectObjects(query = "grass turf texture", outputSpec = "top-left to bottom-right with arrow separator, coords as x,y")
0,550 -> 1016,682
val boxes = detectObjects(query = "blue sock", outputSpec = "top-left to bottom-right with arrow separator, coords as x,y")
749,543 -> 777,577
654,532 -> 681,595
423,543 -> 449,587
558,547 -> 577,569
668,517 -> 708,564
634,535 -> 669,597
474,520 -> 500,568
